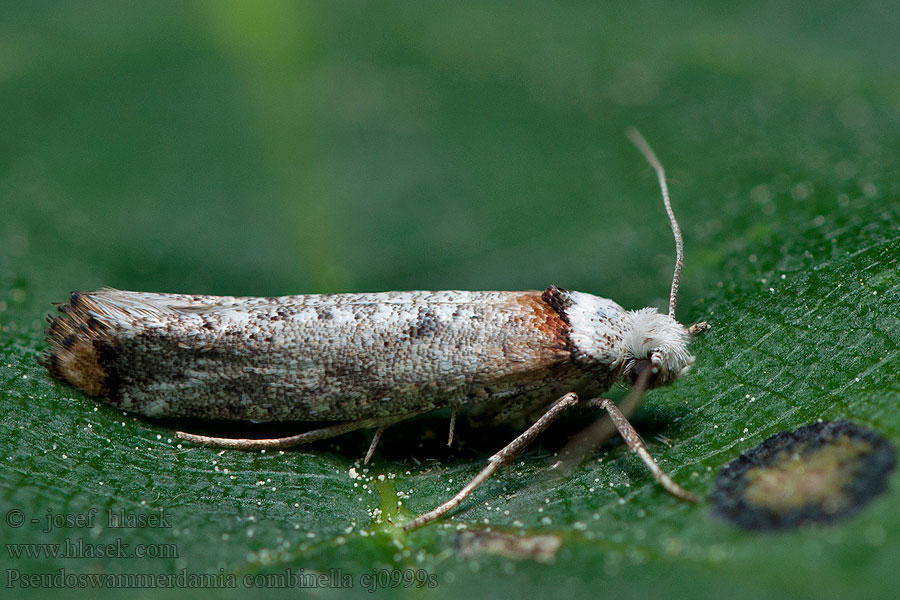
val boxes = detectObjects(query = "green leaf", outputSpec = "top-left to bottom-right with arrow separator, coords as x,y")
2,2 -> 898,599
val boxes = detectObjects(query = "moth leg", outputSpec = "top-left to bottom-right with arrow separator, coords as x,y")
176,414 -> 413,451
361,415 -> 414,464
687,321 -> 709,336
589,398 -> 698,502
364,426 -> 388,465
447,407 -> 457,447
403,392 -> 579,531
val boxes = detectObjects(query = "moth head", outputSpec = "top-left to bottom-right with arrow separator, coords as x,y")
619,307 -> 693,388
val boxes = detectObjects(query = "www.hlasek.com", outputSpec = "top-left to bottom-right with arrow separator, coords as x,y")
7,538 -> 178,559
6,568 -> 439,591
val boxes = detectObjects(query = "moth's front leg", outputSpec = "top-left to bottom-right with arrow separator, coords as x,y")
587,397 -> 698,502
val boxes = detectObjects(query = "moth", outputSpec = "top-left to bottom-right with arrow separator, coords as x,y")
42,129 -> 707,530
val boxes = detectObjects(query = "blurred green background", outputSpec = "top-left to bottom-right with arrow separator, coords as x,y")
2,1 -> 899,599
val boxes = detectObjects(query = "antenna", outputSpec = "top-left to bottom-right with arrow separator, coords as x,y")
626,128 -> 683,319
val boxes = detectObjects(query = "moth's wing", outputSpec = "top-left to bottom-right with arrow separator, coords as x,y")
43,289 -> 577,421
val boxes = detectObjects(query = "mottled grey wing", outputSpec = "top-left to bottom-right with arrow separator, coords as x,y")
45,289 -> 577,421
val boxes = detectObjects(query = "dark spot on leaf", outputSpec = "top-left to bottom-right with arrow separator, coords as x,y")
710,420 -> 896,530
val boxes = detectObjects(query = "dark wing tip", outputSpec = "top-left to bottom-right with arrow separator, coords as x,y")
42,291 -> 114,397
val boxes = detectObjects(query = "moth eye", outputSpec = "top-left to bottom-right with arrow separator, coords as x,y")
630,358 -> 659,386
